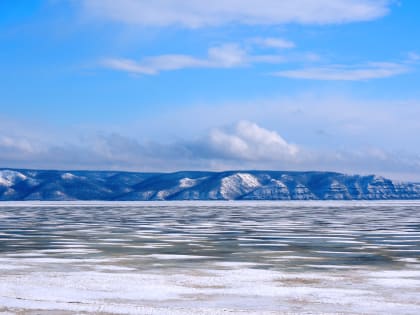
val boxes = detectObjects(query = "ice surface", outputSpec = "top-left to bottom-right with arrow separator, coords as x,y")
1,201 -> 420,314
1,263 -> 420,314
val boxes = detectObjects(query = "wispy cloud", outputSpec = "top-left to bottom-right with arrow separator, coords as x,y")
101,58 -> 157,75
0,135 -> 34,155
81,0 -> 392,28
407,52 -> 420,62
250,37 -> 295,49
103,50 -> 411,80
102,43 -> 285,74
273,62 -> 410,80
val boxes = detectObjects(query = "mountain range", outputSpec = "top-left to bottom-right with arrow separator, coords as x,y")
0,168 -> 419,201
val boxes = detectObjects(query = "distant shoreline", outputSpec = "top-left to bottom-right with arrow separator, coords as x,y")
1,169 -> 419,201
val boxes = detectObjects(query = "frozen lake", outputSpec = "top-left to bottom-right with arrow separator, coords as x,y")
0,201 -> 420,314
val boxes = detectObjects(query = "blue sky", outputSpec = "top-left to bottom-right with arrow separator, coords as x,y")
0,0 -> 419,180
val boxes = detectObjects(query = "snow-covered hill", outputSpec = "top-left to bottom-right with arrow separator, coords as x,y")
0,169 -> 419,201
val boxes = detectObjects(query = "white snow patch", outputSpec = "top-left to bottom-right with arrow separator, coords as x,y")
179,177 -> 198,188
270,179 -> 287,188
220,173 -> 260,199
1,260 -> 420,314
0,170 -> 26,186
61,172 -> 77,180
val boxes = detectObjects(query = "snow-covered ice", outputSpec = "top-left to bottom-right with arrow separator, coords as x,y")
0,201 -> 419,314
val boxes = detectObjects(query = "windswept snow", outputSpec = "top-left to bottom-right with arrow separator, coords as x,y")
0,170 -> 26,186
179,177 -> 198,188
220,173 -> 260,199
61,172 -> 77,180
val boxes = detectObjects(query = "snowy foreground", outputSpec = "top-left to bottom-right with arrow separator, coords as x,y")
0,201 -> 420,314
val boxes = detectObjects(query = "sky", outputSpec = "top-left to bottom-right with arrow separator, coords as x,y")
0,0 -> 419,181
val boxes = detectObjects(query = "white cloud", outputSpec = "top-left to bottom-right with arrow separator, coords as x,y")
0,136 -> 34,154
251,38 -> 295,49
126,95 -> 420,162
101,44 -> 409,80
203,121 -> 299,161
273,62 -> 410,80
80,0 -> 391,28
1,118 -> 419,181
207,44 -> 247,67
102,43 -> 283,74
0,120 -> 301,170
136,54 -> 207,72
407,52 -> 420,62
100,58 -> 157,75
2,95 -> 419,181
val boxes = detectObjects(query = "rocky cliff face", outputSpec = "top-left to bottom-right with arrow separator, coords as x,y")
0,169 -> 419,201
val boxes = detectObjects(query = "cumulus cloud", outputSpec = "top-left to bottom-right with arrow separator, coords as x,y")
273,62 -> 410,80
200,121 -> 299,161
102,43 -> 284,74
1,112 -> 419,181
80,0 -> 391,28
0,120 -> 299,169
